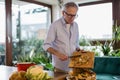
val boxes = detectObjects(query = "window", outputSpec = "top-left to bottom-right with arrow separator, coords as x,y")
76,3 -> 112,40
12,1 -> 51,62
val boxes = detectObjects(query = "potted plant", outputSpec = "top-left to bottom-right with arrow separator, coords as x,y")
13,38 -> 54,71
16,52 -> 36,71
112,21 -> 120,49
16,49 -> 54,71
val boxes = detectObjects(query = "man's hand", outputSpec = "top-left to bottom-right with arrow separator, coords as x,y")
57,52 -> 68,61
47,47 -> 68,61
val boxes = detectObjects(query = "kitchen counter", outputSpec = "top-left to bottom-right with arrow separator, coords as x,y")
1,65 -> 120,80
0,65 -> 67,80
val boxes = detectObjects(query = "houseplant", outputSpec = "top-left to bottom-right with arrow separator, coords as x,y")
14,38 -> 54,71
16,49 -> 54,71
112,21 -> 120,50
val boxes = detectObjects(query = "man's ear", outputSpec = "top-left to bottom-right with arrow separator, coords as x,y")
62,11 -> 64,15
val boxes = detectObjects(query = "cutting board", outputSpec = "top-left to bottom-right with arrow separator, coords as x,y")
69,51 -> 95,68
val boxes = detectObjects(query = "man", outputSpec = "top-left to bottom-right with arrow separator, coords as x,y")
43,2 -> 80,72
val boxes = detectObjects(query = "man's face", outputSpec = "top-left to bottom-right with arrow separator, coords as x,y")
63,7 -> 78,24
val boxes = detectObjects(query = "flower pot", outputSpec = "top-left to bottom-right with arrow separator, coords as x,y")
17,62 -> 36,71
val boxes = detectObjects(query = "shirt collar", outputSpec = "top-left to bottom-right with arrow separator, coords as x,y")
61,17 -> 73,26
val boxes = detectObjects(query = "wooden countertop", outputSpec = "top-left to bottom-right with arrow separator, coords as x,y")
0,65 -> 67,80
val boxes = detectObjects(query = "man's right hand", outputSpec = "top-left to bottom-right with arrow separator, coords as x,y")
47,47 -> 68,61
57,52 -> 68,61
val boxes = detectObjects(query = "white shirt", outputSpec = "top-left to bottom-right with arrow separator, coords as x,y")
43,17 -> 79,71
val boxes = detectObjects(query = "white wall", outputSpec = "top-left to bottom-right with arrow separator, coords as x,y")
52,4 -> 61,21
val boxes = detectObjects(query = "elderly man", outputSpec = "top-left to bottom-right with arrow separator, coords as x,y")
43,2 -> 80,72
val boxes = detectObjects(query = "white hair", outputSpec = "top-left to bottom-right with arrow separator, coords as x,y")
62,2 -> 78,11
